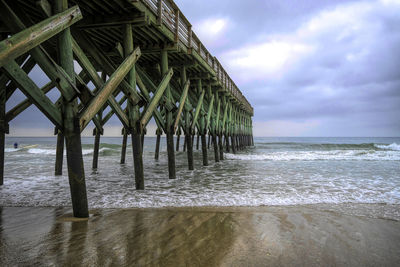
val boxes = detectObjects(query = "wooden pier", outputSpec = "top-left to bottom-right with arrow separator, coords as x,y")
0,0 -> 254,217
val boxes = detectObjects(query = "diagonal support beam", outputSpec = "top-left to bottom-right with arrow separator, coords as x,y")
79,47 -> 141,130
191,89 -> 205,132
140,67 -> 173,128
173,80 -> 190,133
0,1 -> 77,101
3,60 -> 62,129
6,80 -> 55,122
101,96 -> 128,125
72,31 -> 142,105
0,5 -> 82,67
72,39 -> 129,129
206,94 -> 215,131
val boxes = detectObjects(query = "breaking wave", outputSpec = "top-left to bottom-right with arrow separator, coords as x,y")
225,149 -> 400,161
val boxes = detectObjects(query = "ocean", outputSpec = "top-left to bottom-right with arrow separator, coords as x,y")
1,136 -> 400,219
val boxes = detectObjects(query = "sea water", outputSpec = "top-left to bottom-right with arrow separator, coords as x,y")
1,137 -> 399,219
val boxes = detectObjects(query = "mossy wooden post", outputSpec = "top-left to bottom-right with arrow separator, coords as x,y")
212,92 -> 220,162
200,125 -> 208,166
56,0 -> 88,218
141,127 -> 146,151
161,49 -> 176,179
230,108 -> 237,154
120,128 -> 128,164
196,133 -> 200,150
155,128 -> 162,160
185,113 -> 194,169
181,67 -> 193,169
124,23 -> 144,189
92,126 -> 101,169
0,76 -> 5,185
54,130 -> 64,175
176,128 -> 181,151
199,81 -> 208,166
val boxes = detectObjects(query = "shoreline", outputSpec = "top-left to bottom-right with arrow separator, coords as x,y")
1,205 -> 400,266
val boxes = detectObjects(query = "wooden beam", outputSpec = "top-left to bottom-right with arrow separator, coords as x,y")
0,1 -> 77,101
191,89 -> 205,132
79,46 -> 141,130
206,94 -> 214,131
72,39 -> 130,129
77,14 -> 148,29
72,31 -> 142,105
140,67 -> 173,128
0,5 -> 82,67
6,80 -> 55,122
3,60 -> 62,129
101,96 -> 127,125
173,80 -> 190,133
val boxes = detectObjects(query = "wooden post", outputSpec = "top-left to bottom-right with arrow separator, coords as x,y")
120,128 -> 128,164
141,128 -> 145,151
124,23 -> 144,189
0,76 -> 5,185
201,133 -> 208,166
54,129 -> 64,175
225,134 -> 230,152
196,133 -> 200,150
183,134 -> 187,152
185,110 -> 194,170
155,128 -> 161,160
218,134 -> 224,160
92,128 -> 101,169
161,49 -> 176,179
231,135 -> 236,154
56,0 -> 88,218
208,133 -> 211,149
213,134 -> 219,162
176,129 -> 181,151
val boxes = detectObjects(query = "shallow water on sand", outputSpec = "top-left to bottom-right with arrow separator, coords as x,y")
1,206 -> 400,266
1,137 -> 400,219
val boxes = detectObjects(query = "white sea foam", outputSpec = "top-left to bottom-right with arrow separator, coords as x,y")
225,149 -> 400,161
2,138 -> 399,220
5,148 -> 22,152
26,147 -> 113,156
375,143 -> 400,151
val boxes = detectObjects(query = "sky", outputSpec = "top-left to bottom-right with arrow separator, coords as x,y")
6,0 -> 400,137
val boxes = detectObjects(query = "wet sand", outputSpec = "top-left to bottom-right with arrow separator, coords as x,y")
1,206 -> 400,266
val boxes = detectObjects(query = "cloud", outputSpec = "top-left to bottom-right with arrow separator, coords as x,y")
222,41 -> 313,81
224,0 -> 400,136
194,17 -> 230,47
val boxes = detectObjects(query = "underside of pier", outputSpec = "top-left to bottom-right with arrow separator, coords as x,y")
0,0 -> 254,217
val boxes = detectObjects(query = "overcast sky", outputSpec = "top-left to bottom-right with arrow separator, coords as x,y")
175,0 -> 400,137
6,0 -> 400,136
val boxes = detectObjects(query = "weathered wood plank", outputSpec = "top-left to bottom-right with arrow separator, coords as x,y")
6,80 -> 55,122
3,60 -> 63,129
173,79 -> 190,133
191,88 -> 205,132
79,46 -> 141,130
140,67 -> 173,128
0,5 -> 82,67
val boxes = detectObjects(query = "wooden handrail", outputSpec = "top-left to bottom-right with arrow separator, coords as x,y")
141,0 -> 253,114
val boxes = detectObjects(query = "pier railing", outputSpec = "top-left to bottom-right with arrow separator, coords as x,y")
142,0 -> 253,115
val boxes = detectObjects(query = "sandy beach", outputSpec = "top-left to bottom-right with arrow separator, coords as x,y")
1,205 -> 399,266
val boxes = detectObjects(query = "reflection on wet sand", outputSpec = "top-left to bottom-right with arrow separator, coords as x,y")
1,206 -> 400,266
